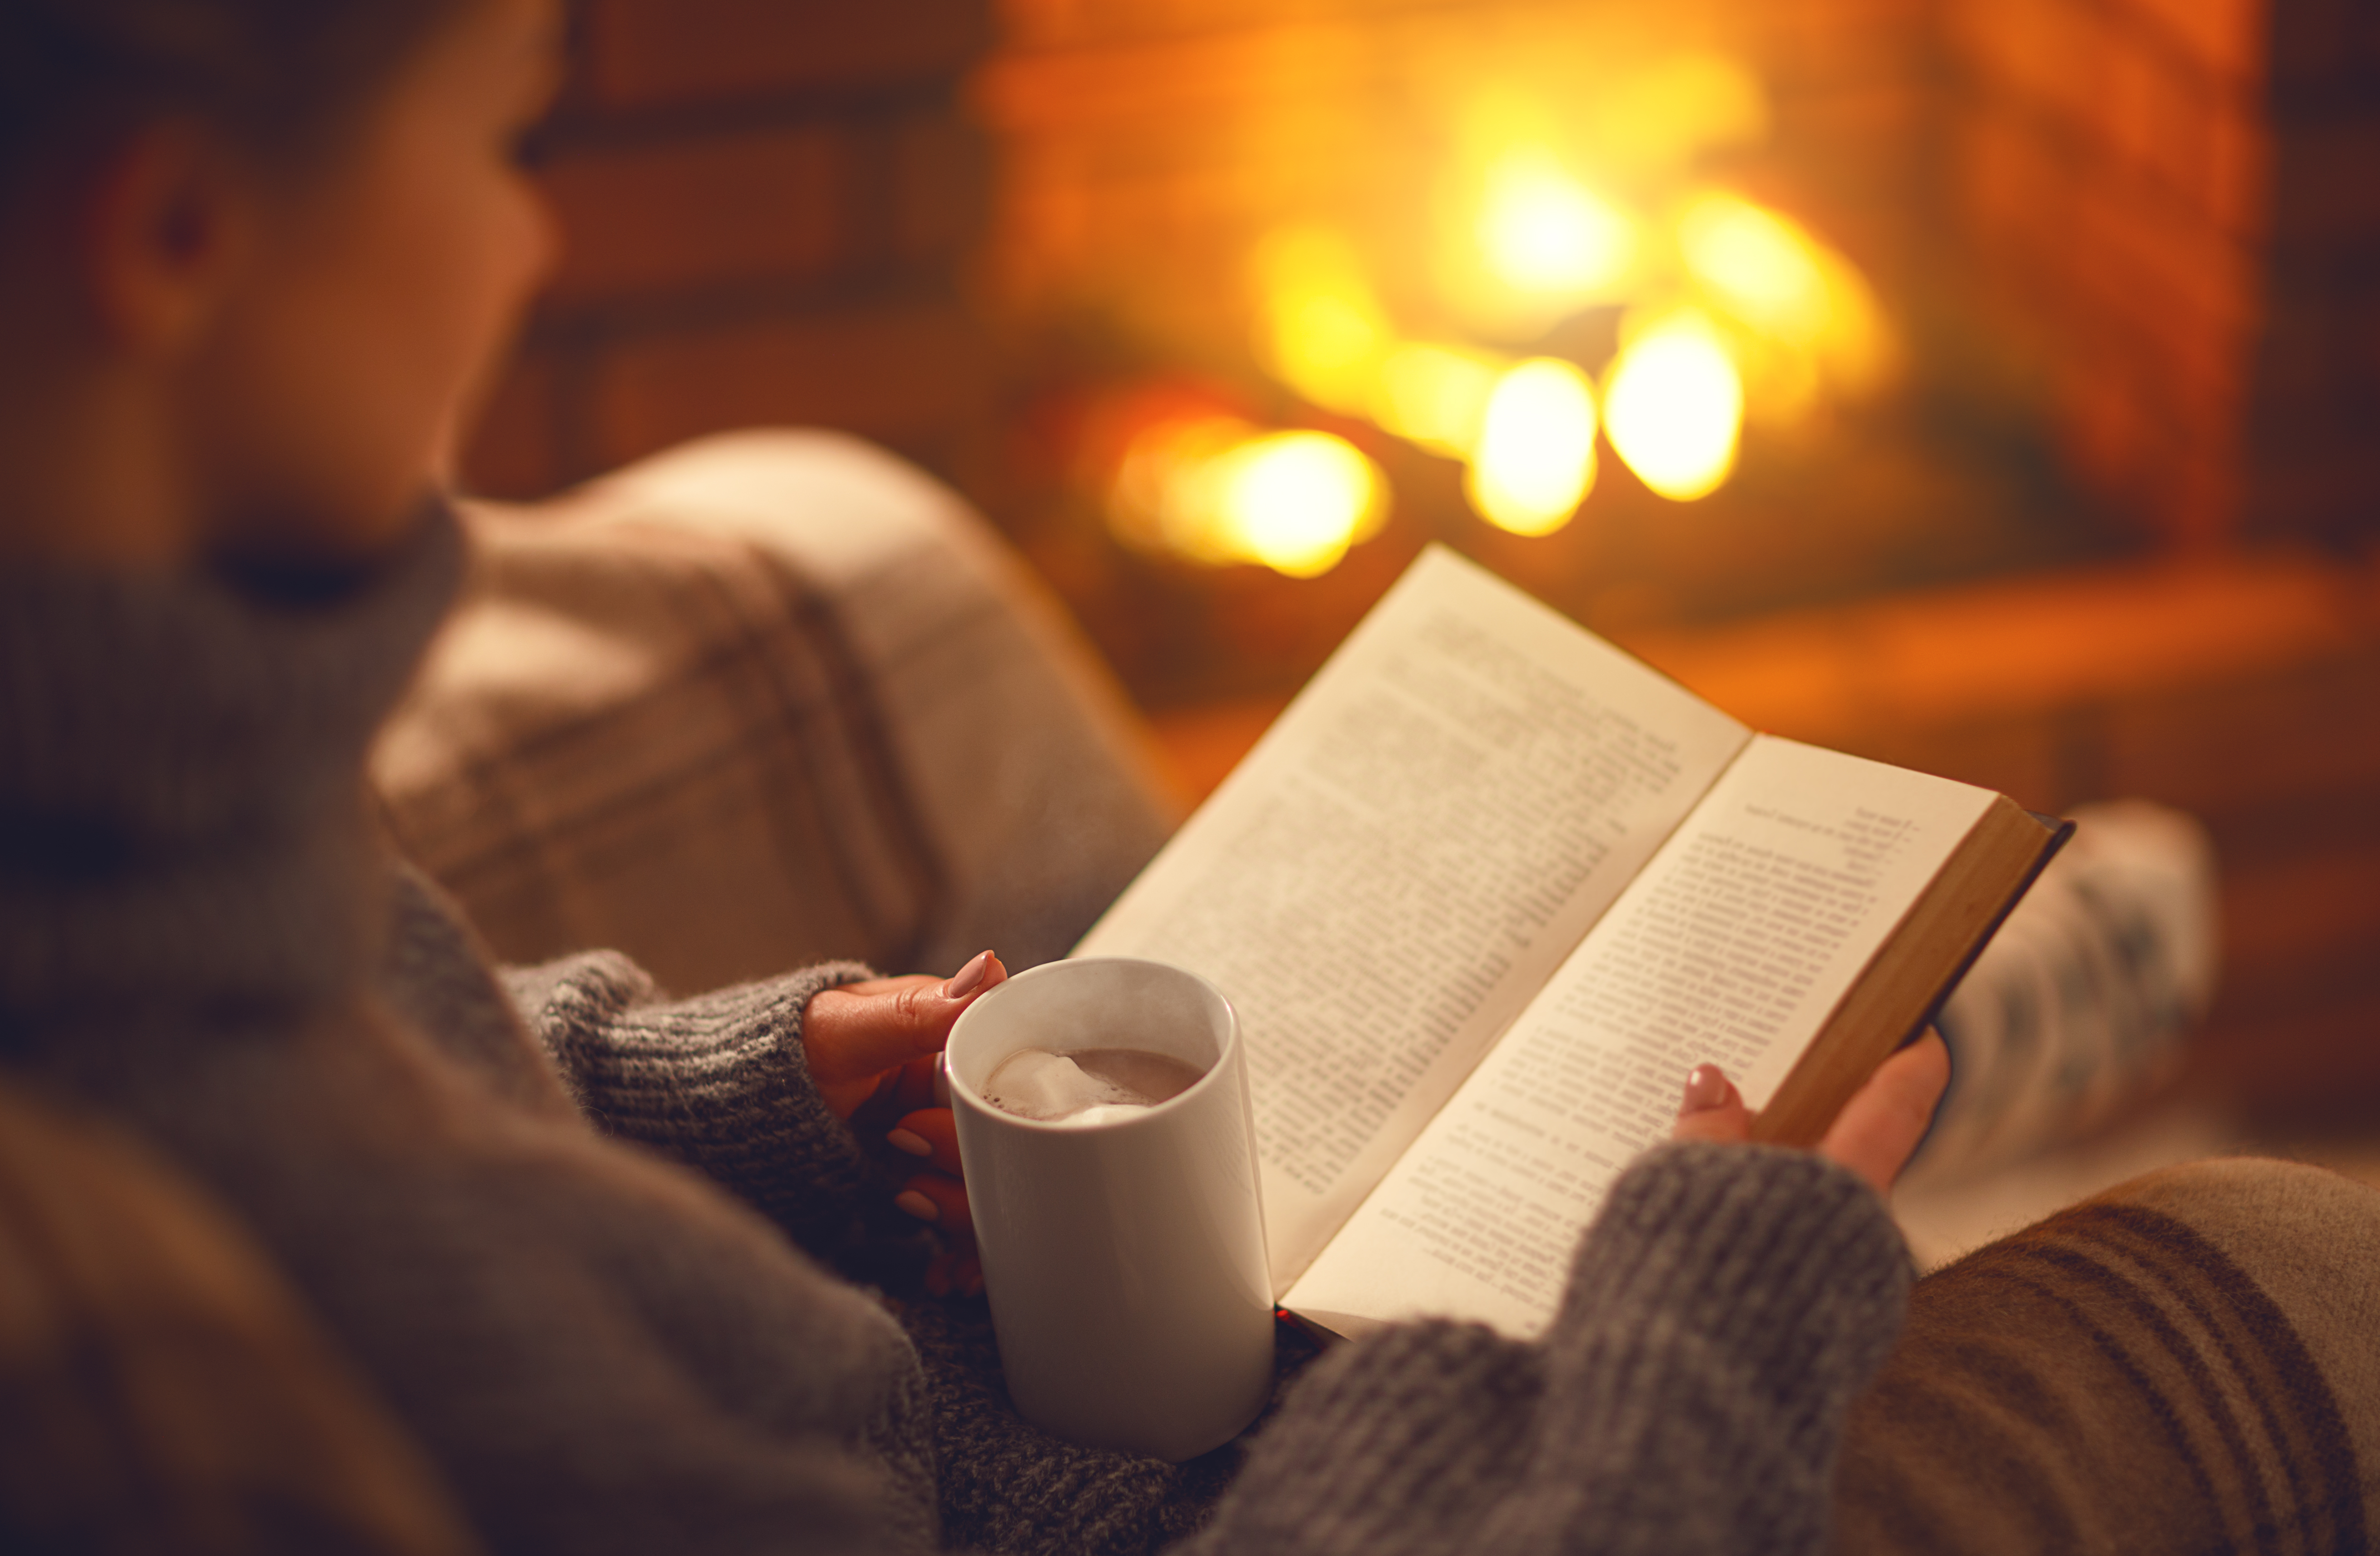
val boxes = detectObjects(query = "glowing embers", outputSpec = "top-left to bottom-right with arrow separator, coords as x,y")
1110,417 -> 1387,579
1603,311 -> 1742,502
1467,359 -> 1599,536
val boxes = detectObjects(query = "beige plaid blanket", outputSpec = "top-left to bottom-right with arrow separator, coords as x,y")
372,431 -> 1180,994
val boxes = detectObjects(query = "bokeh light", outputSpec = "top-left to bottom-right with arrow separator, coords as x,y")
1212,431 -> 1388,577
1602,312 -> 1743,501
1373,342 -> 1505,458
1677,191 -> 1888,397
1679,196 -> 1826,337
1168,56 -> 1890,569
1477,147 -> 1636,306
1465,358 -> 1599,536
1109,416 -> 1387,579
1249,226 -> 1394,416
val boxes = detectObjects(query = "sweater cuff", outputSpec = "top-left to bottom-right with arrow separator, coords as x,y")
504,953 -> 883,1254
1553,1141 -> 1911,1403
1204,1144 -> 1910,1556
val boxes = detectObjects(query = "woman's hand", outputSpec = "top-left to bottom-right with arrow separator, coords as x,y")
1670,1029 -> 1951,1196
802,950 -> 1006,1296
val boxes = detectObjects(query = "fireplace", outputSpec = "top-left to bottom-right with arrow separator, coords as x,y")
467,0 -> 2379,580
965,0 -> 2032,699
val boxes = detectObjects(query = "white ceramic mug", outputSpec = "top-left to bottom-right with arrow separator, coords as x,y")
945,957 -> 1274,1461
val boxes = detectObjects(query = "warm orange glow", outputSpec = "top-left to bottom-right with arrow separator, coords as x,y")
1108,416 -> 1248,566
1477,148 -> 1636,305
1373,342 -> 1505,458
1464,358 -> 1598,536
1585,54 -> 1770,175
1219,63 -> 1885,528
1603,311 -> 1743,501
1437,88 -> 1642,339
1677,192 -> 1888,395
1249,226 -> 1395,416
1680,197 -> 1826,334
1109,416 -> 1387,578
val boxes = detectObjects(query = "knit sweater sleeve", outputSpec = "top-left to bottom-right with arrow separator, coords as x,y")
1194,1142 -> 1911,1556
500,951 -> 883,1257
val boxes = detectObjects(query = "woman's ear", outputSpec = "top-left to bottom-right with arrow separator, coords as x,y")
77,121 -> 256,359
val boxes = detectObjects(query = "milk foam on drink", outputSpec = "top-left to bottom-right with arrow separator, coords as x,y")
982,1046 -> 1205,1126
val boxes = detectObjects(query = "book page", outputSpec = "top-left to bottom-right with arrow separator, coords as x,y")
1284,737 -> 1998,1337
1077,548 -> 1749,1293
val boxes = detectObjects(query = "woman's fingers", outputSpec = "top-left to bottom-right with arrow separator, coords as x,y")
889,1053 -> 942,1116
886,1107 -> 961,1176
1670,1063 -> 1754,1147
1818,1030 -> 1951,1197
893,1169 -> 971,1238
885,1110 -> 981,1296
823,953 -> 1002,1073
803,952 -> 1006,1119
1670,1035 -> 1950,1197
924,1245 -> 983,1299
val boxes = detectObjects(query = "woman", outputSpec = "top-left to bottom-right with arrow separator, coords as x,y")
0,1 -> 1981,1551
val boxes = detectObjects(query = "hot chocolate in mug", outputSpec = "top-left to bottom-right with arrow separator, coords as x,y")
944,957 -> 1274,1461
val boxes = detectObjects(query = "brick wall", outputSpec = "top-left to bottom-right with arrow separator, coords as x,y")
1946,0 -> 2380,544
458,0 -> 999,500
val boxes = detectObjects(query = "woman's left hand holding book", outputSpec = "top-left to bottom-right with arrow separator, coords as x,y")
1672,1030 -> 1951,1196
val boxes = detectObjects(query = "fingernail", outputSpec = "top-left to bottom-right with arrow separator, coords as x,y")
942,951 -> 992,1001
886,1128 -> 933,1158
894,1190 -> 940,1224
1681,1064 -> 1732,1115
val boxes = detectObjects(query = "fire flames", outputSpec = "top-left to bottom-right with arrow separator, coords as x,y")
1108,416 -> 1387,579
1467,359 -> 1599,536
1106,56 -> 1889,577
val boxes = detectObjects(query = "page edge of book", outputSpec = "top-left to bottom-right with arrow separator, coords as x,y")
1751,796 -> 2071,1147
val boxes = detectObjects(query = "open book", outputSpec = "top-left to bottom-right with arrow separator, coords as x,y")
1076,546 -> 2066,1340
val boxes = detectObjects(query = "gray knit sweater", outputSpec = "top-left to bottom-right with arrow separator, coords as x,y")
0,505 -> 1913,1555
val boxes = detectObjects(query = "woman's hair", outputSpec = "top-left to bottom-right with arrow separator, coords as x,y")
0,0 -> 466,190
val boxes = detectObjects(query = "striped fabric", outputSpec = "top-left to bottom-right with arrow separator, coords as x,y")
1838,1157 -> 2380,1554
372,431 -> 1180,996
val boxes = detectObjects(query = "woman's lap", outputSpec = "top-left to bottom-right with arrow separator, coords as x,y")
1837,1157 -> 2380,1554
